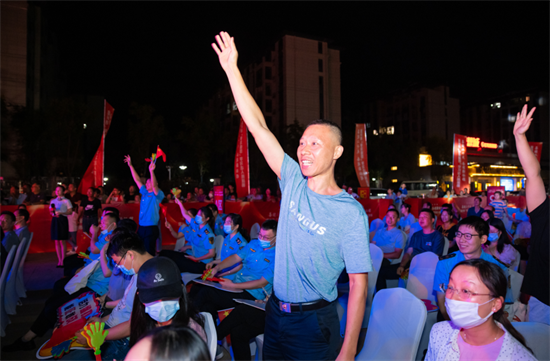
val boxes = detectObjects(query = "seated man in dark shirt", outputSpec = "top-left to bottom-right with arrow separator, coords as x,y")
377,209 -> 444,290
26,183 -> 45,205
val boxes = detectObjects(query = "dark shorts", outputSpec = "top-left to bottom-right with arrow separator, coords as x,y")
51,216 -> 69,240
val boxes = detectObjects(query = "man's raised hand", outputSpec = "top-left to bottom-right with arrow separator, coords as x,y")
212,31 -> 238,72
149,161 -> 156,172
124,155 -> 132,167
513,104 -> 536,137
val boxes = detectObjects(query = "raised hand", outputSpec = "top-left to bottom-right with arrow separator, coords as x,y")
124,155 -> 132,167
90,224 -> 99,235
513,104 -> 536,136
149,161 -> 156,172
212,31 -> 238,72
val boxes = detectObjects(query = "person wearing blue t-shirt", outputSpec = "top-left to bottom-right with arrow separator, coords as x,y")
198,220 -> 277,322
467,196 -> 484,217
207,203 -> 225,237
212,32 -> 371,360
434,216 -> 513,322
399,183 -> 408,196
124,155 -> 164,255
399,203 -> 416,234
373,209 -> 406,291
160,199 -> 216,274
86,212 -> 118,265
207,213 -> 247,279
489,191 -> 507,219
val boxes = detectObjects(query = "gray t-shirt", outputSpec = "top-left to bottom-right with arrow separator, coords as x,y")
275,154 -> 372,303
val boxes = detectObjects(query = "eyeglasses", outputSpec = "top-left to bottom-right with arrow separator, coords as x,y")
258,234 -> 276,242
115,252 -> 128,268
455,231 -> 480,241
439,284 -> 493,301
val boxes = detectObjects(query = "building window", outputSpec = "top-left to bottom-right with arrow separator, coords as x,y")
318,41 -> 323,54
266,99 -> 272,113
265,67 -> 272,80
319,76 -> 324,119
318,59 -> 323,72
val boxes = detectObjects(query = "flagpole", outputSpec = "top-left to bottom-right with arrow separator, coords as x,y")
102,99 -> 106,187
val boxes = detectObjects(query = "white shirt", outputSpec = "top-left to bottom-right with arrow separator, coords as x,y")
425,321 -> 536,361
50,197 -> 73,214
106,274 -> 137,327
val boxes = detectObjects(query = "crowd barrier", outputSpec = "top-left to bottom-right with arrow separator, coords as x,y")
1,195 -> 526,254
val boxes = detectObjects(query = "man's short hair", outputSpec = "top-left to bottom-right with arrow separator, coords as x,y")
107,229 -> 147,258
474,196 -> 482,203
103,206 -> 120,216
18,204 -> 27,210
15,209 -> 30,222
307,119 -> 342,146
419,209 -> 435,220
457,216 -> 489,237
104,212 -> 120,224
494,191 -> 502,196
0,211 -> 16,223
117,218 -> 138,233
386,209 -> 400,218
261,220 -> 278,235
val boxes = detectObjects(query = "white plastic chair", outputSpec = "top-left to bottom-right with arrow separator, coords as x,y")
174,236 -> 186,251
406,251 -> 439,304
15,232 -> 33,299
390,230 -> 408,265
5,237 -> 29,314
509,269 -> 523,302
339,244 -> 384,335
250,223 -> 260,240
200,312 -> 218,361
513,322 -> 550,361
214,235 -> 224,260
254,334 -> 264,361
356,288 -> 427,361
1,245 -> 17,337
442,237 -> 449,256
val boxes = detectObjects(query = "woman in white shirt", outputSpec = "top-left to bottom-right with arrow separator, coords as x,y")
426,259 -> 535,361
49,186 -> 73,267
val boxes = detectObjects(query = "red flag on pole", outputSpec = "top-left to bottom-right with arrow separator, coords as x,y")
452,134 -> 468,194
78,100 -> 114,193
156,146 -> 167,162
234,119 -> 250,199
354,124 -> 370,188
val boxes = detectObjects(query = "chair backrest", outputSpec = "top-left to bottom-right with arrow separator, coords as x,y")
510,248 -> 521,272
509,269 -> 523,302
442,237 -> 449,256
362,244 -> 384,327
369,219 -> 385,233
513,322 -> 550,361
214,235 -> 224,260
406,251 -> 439,303
391,230 -> 408,265
16,233 -> 33,299
199,312 -> 218,361
250,223 -> 261,240
1,245 -> 17,303
357,288 -> 427,361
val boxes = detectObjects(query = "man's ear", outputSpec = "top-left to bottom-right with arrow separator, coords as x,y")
480,235 -> 488,245
333,145 -> 344,160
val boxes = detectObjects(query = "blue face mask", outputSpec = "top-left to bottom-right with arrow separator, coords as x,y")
117,255 -> 135,276
223,225 -> 233,234
488,233 -> 499,242
195,215 -> 203,224
259,239 -> 272,248
145,300 -> 180,323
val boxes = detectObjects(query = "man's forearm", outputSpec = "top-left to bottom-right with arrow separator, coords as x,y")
129,165 -> 142,187
232,278 -> 268,290
150,169 -> 159,195
340,274 -> 368,360
515,133 -> 541,180
105,320 -> 130,341
400,252 -> 412,268
214,254 -> 241,272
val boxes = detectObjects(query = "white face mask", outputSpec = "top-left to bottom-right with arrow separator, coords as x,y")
145,300 -> 180,323
445,297 -> 494,329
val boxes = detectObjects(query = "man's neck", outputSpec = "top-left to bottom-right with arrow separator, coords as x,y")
464,248 -> 483,260
387,224 -> 396,231
15,223 -> 26,230
307,171 -> 340,196
70,191 -> 76,196
422,227 -> 434,234
3,228 -> 13,233
134,253 -> 154,271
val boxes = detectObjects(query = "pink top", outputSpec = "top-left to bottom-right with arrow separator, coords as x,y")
482,244 -> 517,267
458,333 -> 505,361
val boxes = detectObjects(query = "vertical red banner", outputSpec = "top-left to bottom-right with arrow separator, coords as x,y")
528,142 -> 543,162
213,185 -> 225,214
78,101 -> 114,193
234,119 -> 250,199
453,134 -> 468,194
354,124 -> 370,187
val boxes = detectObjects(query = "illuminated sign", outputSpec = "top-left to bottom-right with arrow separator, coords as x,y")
419,154 -> 432,167
466,137 -> 498,149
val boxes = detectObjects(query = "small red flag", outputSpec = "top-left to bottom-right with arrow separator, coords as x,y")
217,308 -> 234,345
156,146 -> 166,162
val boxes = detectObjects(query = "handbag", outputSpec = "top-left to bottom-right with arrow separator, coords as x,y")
64,260 -> 100,294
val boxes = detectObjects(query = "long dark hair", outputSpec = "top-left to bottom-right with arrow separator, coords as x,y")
199,206 -> 215,231
488,218 -> 512,254
129,284 -> 204,347
225,213 -> 248,241
451,259 -> 533,354
147,325 -> 211,361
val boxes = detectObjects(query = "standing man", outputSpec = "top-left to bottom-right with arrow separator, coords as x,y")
212,31 -> 371,360
513,105 -> 549,325
78,187 -> 102,234
124,155 -> 164,255
467,196 -> 484,217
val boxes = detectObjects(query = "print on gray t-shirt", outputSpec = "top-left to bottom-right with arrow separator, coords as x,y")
274,154 -> 372,303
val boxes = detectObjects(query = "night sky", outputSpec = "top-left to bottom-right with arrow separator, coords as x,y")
37,1 -> 549,184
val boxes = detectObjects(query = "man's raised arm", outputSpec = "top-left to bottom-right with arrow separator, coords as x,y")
513,105 -> 545,211
212,31 -> 284,179
124,155 -> 144,190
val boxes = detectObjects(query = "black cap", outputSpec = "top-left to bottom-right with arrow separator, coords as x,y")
137,257 -> 182,304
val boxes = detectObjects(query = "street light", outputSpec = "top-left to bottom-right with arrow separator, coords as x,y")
179,165 -> 187,170
210,179 -> 214,183
103,177 -> 109,181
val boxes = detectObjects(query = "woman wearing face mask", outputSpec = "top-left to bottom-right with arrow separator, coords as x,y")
426,259 -> 535,361
206,213 -> 248,278
129,257 -> 206,348
159,199 -> 216,274
483,218 -> 517,268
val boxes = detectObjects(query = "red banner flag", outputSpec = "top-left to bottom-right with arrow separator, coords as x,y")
528,142 -> 543,162
234,119 -> 250,199
452,134 -> 468,194
214,185 -> 225,214
354,124 -> 370,188
78,100 -> 114,193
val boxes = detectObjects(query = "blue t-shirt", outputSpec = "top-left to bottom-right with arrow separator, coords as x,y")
138,186 -> 165,226
467,207 -> 484,217
490,200 -> 507,219
409,230 -> 445,258
220,232 -> 248,278
86,230 -> 113,264
275,154 -> 372,303
188,219 -> 215,263
399,214 -> 416,229
86,260 -> 113,296
400,187 -> 408,195
213,215 -> 225,237
178,224 -> 194,255
372,227 -> 405,254
235,239 -> 276,300
433,250 -> 513,304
